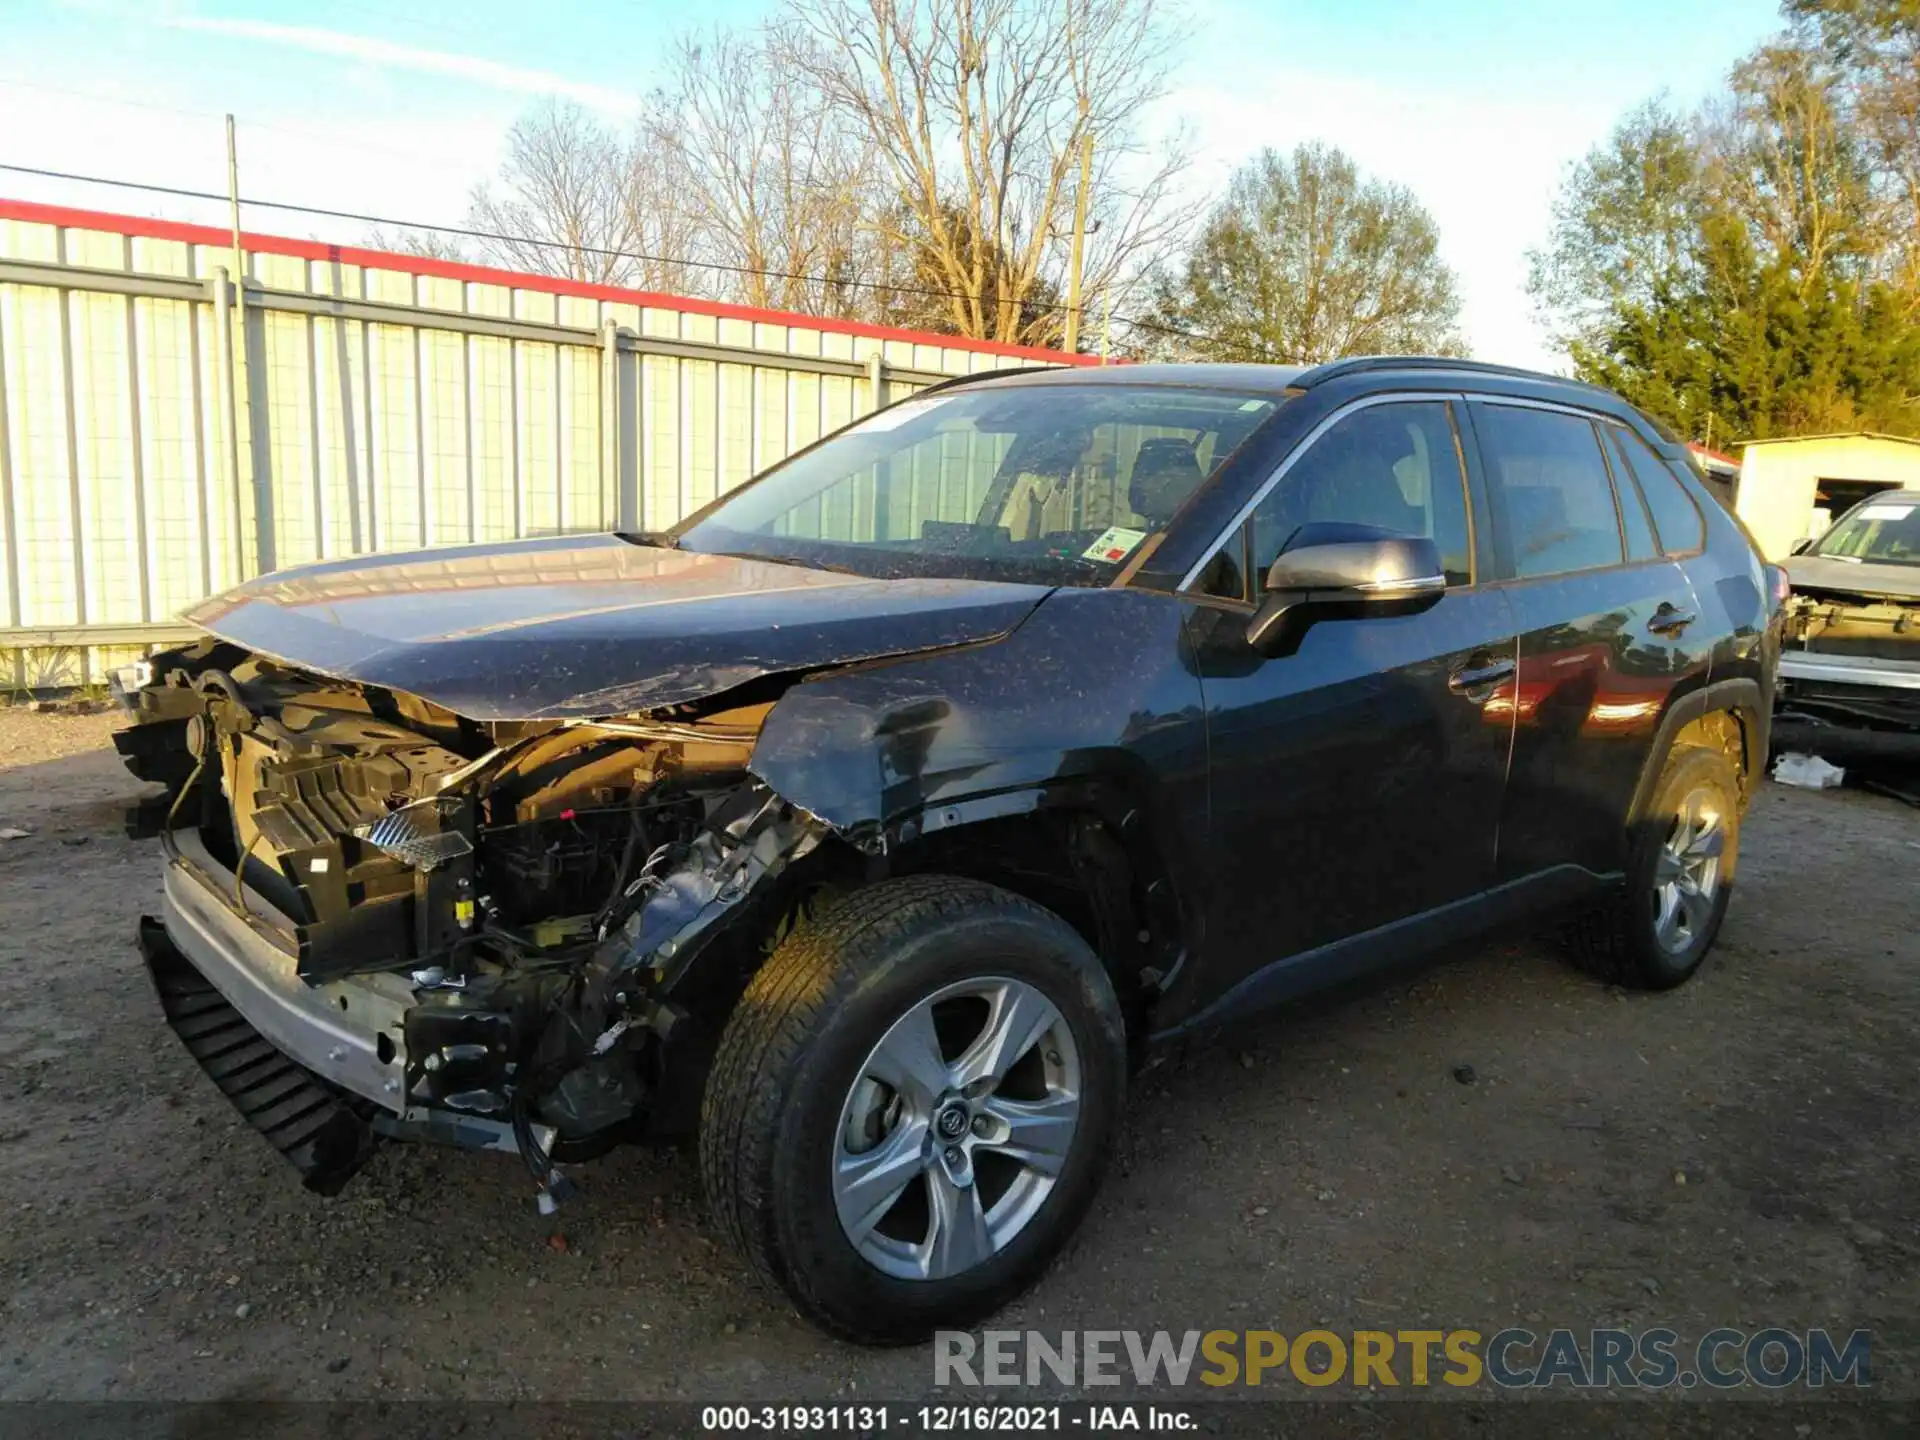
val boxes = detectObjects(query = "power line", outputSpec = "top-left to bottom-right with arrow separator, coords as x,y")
0,158 -> 1252,359
0,79 -> 498,171
0,76 -> 214,125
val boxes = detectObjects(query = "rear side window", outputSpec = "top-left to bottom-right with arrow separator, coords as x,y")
1474,405 -> 1624,579
1611,428 -> 1706,555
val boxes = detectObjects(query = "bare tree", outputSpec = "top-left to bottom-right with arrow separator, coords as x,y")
467,100 -> 704,293
365,226 -> 470,263
1789,0 -> 1920,306
1149,144 -> 1464,363
780,0 -> 1193,347
1704,41 -> 1877,295
661,27 -> 879,317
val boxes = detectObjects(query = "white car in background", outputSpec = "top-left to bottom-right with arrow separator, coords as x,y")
1775,489 -> 1920,764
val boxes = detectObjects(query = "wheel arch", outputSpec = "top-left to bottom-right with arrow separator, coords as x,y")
660,771 -> 1188,1097
1629,678 -> 1767,827
876,779 -> 1190,1040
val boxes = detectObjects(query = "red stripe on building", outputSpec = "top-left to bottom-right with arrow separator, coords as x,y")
0,197 -> 1097,366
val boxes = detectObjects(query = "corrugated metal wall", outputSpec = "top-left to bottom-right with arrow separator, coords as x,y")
0,200 -> 1084,688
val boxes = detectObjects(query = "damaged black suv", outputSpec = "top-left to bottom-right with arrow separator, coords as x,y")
118,358 -> 1780,1343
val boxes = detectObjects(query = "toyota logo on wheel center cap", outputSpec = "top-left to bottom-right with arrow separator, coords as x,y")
936,1104 -> 970,1139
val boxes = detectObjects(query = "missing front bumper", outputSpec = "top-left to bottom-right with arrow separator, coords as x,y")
145,849 -> 595,1195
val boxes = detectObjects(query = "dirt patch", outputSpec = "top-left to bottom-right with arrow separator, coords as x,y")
0,709 -> 1913,1415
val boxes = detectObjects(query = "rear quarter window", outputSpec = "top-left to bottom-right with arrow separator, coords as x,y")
1606,431 -> 1661,564
1612,428 -> 1706,555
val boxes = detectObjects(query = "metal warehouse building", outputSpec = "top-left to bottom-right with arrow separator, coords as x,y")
0,199 -> 1092,689
1730,431 -> 1920,560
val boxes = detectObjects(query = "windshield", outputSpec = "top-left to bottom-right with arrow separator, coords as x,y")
671,383 -> 1281,585
1813,494 -> 1920,566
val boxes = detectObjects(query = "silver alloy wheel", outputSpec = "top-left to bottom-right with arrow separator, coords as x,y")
832,976 -> 1081,1281
1653,784 -> 1725,955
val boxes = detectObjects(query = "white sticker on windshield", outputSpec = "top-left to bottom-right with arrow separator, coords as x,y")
851,396 -> 949,433
1859,503 -> 1915,521
1082,525 -> 1148,564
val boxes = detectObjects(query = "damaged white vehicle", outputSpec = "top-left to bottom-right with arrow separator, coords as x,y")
1776,488 -> 1920,763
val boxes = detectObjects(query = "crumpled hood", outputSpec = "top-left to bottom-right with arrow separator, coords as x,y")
1785,553 -> 1920,603
184,534 -> 1052,720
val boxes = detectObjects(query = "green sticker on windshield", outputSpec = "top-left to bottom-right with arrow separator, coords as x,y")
1082,525 -> 1148,564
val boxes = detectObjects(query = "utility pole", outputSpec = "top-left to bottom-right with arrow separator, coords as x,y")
1063,127 -> 1094,354
224,114 -> 244,283
222,112 -> 263,576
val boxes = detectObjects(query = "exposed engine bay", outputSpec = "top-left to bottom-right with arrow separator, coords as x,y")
116,639 -> 832,1198
1777,581 -> 1920,758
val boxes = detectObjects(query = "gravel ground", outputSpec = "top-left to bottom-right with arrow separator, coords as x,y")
0,709 -> 1914,1424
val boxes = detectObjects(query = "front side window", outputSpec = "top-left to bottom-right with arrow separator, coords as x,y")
1242,401 -> 1473,587
1475,405 -> 1624,579
672,384 -> 1280,586
1813,493 -> 1920,565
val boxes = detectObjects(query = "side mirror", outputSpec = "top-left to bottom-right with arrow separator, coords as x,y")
1246,523 -> 1446,656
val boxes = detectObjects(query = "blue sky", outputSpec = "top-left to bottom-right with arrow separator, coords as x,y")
0,0 -> 1787,366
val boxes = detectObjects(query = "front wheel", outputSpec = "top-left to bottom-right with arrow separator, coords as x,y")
700,875 -> 1127,1344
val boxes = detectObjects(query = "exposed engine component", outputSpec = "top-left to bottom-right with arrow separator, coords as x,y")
481,809 -> 656,929
115,644 -> 827,1191
356,799 -> 474,871
1779,585 -> 1920,757
1786,588 -> 1919,664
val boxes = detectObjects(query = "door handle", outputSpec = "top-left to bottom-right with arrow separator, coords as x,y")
1448,658 -> 1515,693
1647,604 -> 1697,635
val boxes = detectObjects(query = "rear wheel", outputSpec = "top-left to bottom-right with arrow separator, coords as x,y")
700,875 -> 1126,1344
1568,745 -> 1740,989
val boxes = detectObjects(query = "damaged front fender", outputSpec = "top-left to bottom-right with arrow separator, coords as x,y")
586,589 -> 1213,1015
744,586 -> 1211,846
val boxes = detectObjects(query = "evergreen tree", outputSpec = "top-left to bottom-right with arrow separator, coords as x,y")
1531,19 -> 1920,441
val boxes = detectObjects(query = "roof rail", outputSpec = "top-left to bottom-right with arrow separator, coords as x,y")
1292,355 -> 1597,390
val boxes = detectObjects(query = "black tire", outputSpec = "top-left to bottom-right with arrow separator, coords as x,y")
699,874 -> 1127,1344
1567,745 -> 1741,989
